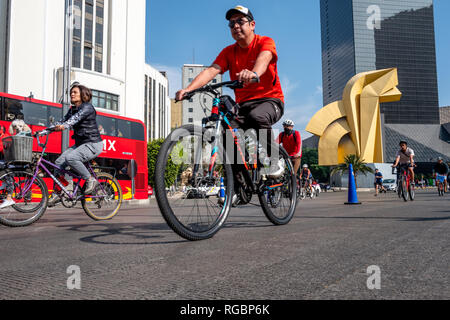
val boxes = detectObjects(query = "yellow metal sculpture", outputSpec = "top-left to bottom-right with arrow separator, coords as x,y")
306,68 -> 402,166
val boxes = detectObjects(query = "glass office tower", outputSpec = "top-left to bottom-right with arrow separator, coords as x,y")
320,0 -> 440,124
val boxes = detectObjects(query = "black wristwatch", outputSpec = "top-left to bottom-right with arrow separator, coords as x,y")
252,71 -> 260,83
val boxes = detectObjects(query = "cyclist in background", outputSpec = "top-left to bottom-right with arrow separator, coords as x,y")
433,157 -> 449,193
175,5 -> 284,178
276,119 -> 302,175
374,168 -> 386,196
392,141 -> 415,182
301,164 -> 313,194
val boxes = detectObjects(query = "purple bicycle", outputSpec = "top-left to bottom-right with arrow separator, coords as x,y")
0,128 -> 123,227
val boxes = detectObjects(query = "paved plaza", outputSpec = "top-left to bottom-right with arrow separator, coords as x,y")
0,189 -> 448,300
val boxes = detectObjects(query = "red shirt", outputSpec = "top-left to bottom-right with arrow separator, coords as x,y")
277,130 -> 302,157
213,34 -> 284,104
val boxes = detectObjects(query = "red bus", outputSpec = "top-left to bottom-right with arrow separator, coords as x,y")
0,92 -> 148,200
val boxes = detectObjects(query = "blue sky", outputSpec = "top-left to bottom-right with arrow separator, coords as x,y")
146,0 -> 450,137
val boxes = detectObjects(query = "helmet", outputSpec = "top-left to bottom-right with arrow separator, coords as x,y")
437,157 -> 443,161
303,164 -> 308,168
283,119 -> 294,126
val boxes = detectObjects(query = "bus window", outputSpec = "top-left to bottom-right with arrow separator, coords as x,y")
49,106 -> 63,125
130,121 -> 145,141
4,98 -> 24,121
95,158 -> 131,180
117,119 -> 131,139
4,98 -> 48,126
97,115 -> 118,137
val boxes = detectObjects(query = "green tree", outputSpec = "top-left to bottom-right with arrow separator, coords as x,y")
301,147 -> 330,182
331,154 -> 374,188
147,139 -> 179,188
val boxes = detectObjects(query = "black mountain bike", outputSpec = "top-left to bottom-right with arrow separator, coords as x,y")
154,80 -> 297,241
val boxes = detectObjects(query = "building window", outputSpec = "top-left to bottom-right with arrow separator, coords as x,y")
188,118 -> 193,123
72,0 -> 83,68
188,78 -> 193,83
144,75 -> 148,136
148,76 -> 152,140
83,0 -> 94,70
94,0 -> 104,73
91,89 -> 119,111
152,79 -> 156,139
72,0 -> 105,73
188,108 -> 193,113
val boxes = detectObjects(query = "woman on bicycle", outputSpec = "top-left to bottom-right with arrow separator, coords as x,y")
46,84 -> 103,206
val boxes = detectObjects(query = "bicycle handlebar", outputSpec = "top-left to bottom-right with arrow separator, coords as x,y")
33,126 -> 56,138
175,78 -> 258,102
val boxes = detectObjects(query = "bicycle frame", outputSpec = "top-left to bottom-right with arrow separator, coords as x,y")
192,88 -> 280,194
19,132 -> 107,201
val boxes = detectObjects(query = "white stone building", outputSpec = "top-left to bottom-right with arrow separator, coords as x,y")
0,0 -> 170,140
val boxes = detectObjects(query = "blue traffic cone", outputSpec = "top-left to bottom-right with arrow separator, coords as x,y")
345,164 -> 361,205
219,177 -> 225,200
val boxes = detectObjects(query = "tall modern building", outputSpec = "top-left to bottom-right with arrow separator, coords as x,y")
181,64 -> 222,125
317,0 -> 449,187
320,0 -> 440,125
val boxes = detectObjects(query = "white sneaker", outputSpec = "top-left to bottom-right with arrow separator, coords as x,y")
267,159 -> 285,179
0,199 -> 15,209
84,177 -> 98,194
65,180 -> 74,193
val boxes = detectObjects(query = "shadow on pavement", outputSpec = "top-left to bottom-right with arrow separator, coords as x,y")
58,222 -> 188,245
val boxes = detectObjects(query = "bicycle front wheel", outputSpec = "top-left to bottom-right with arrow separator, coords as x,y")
81,173 -> 123,220
258,146 -> 297,225
401,176 -> 408,202
0,170 -> 48,227
408,180 -> 415,201
154,125 -> 234,241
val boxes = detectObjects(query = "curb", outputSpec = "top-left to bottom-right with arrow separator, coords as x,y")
121,198 -> 151,207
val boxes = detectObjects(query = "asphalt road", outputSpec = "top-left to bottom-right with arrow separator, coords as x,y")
0,189 -> 448,300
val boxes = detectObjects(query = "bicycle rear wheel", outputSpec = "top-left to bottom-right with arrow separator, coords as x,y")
154,125 -> 233,241
81,173 -> 123,220
259,146 -> 297,225
0,170 -> 48,227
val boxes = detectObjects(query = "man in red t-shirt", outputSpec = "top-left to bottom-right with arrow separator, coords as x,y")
276,120 -> 302,175
175,5 -> 284,178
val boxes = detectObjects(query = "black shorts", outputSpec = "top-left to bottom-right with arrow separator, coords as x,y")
229,98 -> 284,131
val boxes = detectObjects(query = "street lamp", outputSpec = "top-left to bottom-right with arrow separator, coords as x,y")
62,0 -> 73,152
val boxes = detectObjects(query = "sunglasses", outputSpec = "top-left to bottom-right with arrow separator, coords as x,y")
228,18 -> 250,28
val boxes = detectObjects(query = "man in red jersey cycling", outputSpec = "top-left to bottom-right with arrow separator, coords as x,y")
176,5 -> 284,178
276,119 -> 302,175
